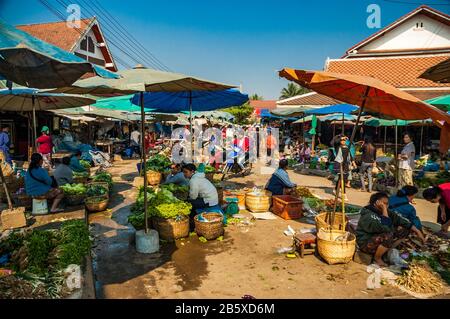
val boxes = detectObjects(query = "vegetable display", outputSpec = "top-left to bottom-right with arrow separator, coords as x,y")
79,160 -> 91,170
86,184 -> 108,197
60,183 -> 87,195
204,165 -> 216,173
161,184 -> 189,200
92,172 -> 113,189
73,171 -> 89,178
150,202 -> 192,219
145,154 -> 171,172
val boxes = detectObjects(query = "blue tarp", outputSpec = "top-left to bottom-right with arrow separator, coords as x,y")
131,88 -> 248,113
321,114 -> 357,121
304,104 -> 358,115
260,109 -> 297,121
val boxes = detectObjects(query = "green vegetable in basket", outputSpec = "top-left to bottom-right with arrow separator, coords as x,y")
149,202 -> 192,219
60,183 -> 87,195
73,171 -> 89,178
79,160 -> 91,169
145,154 -> 171,172
92,172 -> 113,188
86,184 -> 108,197
204,165 -> 216,173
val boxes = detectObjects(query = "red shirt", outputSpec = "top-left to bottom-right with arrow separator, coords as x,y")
36,134 -> 53,154
439,183 -> 450,209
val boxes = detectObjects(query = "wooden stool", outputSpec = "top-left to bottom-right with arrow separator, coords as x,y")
294,233 -> 317,258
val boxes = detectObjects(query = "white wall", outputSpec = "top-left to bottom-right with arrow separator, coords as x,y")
362,14 -> 450,52
73,28 -> 105,60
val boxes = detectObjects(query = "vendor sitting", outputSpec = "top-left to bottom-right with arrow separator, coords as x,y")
389,186 -> 423,232
423,183 -> 450,236
53,156 -> 74,186
356,192 -> 425,267
25,153 -> 64,213
182,163 -> 219,212
265,159 -> 297,195
163,163 -> 189,186
70,151 -> 86,173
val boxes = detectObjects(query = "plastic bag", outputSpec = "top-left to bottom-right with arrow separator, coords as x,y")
387,248 -> 408,267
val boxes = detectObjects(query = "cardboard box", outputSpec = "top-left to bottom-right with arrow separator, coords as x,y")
1,207 -> 27,230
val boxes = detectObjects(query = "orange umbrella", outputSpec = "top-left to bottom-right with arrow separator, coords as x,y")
279,68 -> 450,153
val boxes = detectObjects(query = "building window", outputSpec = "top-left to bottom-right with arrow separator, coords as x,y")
80,35 -> 95,53
415,22 -> 424,30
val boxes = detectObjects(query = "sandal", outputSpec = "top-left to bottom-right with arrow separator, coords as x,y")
50,208 -> 64,214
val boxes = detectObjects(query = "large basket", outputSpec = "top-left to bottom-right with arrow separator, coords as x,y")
194,213 -> 224,240
272,195 -> 304,220
85,195 -> 109,212
315,212 -> 347,231
12,193 -> 32,209
317,229 -> 356,265
245,190 -> 272,212
65,193 -> 87,206
146,170 -> 162,186
153,216 -> 189,242
86,182 -> 110,198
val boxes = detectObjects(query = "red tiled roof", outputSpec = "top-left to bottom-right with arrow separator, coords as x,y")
249,100 -> 277,109
277,93 -> 340,106
405,89 -> 450,101
16,18 -> 93,52
326,55 -> 450,88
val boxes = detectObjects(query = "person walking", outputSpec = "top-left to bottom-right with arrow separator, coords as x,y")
398,132 -> 415,188
360,136 -> 377,193
0,126 -> 12,165
36,126 -> 53,169
332,135 -> 355,201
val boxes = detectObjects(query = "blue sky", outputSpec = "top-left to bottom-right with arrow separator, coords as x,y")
1,0 -> 449,99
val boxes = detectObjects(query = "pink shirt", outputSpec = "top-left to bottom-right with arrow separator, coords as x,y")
36,134 -> 53,154
439,183 -> 450,209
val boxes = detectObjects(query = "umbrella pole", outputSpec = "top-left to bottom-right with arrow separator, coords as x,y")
341,112 -> 344,134
384,126 -> 387,153
350,87 -> 370,144
32,96 -> 37,152
420,120 -> 424,157
395,121 -> 398,189
140,92 -> 149,234
189,91 -> 194,160
333,122 -> 336,137
302,117 -> 305,143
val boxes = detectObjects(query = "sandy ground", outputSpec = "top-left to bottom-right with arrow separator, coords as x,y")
88,159 -> 447,299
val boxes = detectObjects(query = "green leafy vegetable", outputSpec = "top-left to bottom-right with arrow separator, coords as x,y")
86,184 -> 108,197
145,154 -> 171,172
60,183 -> 87,195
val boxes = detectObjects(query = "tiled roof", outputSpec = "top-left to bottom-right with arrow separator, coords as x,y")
405,89 -> 450,101
16,18 -> 93,52
277,92 -> 340,106
249,100 -> 277,109
326,55 -> 450,88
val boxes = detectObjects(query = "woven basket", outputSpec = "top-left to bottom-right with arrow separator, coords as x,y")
86,182 -> 110,198
146,170 -> 162,186
317,229 -> 356,265
12,193 -> 32,209
245,190 -> 272,212
153,216 -> 189,242
65,193 -> 87,206
315,212 -> 347,231
194,212 -> 224,240
85,195 -> 109,212
205,172 -> 215,182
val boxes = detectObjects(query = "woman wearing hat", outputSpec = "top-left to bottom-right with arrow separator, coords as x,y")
36,126 -> 53,169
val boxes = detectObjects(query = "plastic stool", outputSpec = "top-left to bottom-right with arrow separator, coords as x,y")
32,198 -> 48,215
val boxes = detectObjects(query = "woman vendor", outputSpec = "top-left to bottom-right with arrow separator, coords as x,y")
25,153 -> 64,213
356,192 -> 425,267
53,156 -> 73,186
163,163 -> 189,186
423,183 -> 450,236
389,186 -> 424,233
182,163 -> 219,211
70,151 -> 87,173
265,159 -> 297,195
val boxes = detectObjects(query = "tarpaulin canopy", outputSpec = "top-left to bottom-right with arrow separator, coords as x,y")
0,19 -> 118,89
270,105 -> 324,117
180,110 -> 234,121
52,106 -> 141,122
304,104 -> 358,115
293,115 -> 315,124
426,94 -> 450,111
93,94 -> 148,112
322,113 -> 356,121
364,118 -> 419,127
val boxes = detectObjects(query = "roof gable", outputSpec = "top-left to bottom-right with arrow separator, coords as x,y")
343,5 -> 450,58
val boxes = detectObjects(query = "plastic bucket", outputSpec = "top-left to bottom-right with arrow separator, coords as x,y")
32,198 -> 48,215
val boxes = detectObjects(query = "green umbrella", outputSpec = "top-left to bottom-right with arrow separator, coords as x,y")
308,115 -> 317,135
426,94 -> 450,111
93,94 -> 152,113
364,118 -> 419,127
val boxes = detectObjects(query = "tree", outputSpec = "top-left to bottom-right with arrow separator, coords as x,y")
222,102 -> 255,125
250,94 -> 263,101
280,83 -> 310,99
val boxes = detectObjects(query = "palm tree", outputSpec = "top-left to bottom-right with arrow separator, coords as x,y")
250,94 -> 263,100
280,83 -> 310,99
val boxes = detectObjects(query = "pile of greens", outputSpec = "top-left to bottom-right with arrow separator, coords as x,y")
161,184 -> 189,200
92,172 -> 113,189
79,160 -> 91,170
86,184 -> 108,197
150,202 -> 191,219
204,165 -> 216,173
415,171 -> 450,189
60,183 -> 87,195
73,171 -> 89,178
145,154 -> 171,172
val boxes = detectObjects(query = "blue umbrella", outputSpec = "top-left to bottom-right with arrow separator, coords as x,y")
0,19 -> 118,89
305,104 -> 358,135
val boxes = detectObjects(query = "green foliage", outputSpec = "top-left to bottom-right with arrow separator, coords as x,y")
56,220 -> 91,269
145,154 -> 171,172
86,184 -> 108,197
27,231 -> 57,275
79,160 -> 91,169
204,165 -> 216,173
73,171 -> 89,178
222,102 -> 254,125
280,83 -> 311,100
149,202 -> 192,219
250,94 -> 263,100
60,183 -> 87,195
92,172 -> 113,189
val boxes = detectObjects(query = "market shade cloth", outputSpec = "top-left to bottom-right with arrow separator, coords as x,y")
419,57 -> 450,84
426,94 -> 450,111
293,115 -> 316,123
0,88 -> 95,111
180,110 -> 234,121
52,106 -> 141,122
93,94 -> 149,112
322,113 -> 356,121
49,66 -> 236,95
130,88 -> 248,113
0,19 -> 118,89
278,68 -> 450,153
304,104 -> 358,115
270,105 -> 324,117
364,118 -> 420,127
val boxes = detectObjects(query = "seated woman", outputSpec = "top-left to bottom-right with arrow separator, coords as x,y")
70,151 -> 86,173
389,186 -> 423,232
423,183 -> 450,237
25,153 -> 64,213
356,192 -> 425,267
163,163 -> 189,186
182,163 -> 219,212
265,159 -> 297,196
53,156 -> 73,187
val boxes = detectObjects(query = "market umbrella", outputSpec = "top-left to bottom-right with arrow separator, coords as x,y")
419,57 -> 450,84
426,94 -> 450,111
0,19 -> 118,89
305,104 -> 358,134
93,94 -> 150,113
181,110 -> 235,122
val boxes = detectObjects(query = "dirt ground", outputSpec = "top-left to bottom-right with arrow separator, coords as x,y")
87,159 -> 447,299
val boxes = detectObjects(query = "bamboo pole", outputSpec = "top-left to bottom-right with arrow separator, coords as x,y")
140,92 -> 149,234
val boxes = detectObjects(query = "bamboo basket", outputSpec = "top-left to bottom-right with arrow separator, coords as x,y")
146,170 -> 162,186
315,212 -> 347,231
85,195 -> 109,212
194,213 -> 224,240
245,190 -> 272,212
317,228 -> 356,265
65,194 -> 87,206
153,216 -> 189,242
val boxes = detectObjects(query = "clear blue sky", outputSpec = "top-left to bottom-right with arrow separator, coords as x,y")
1,0 -> 449,99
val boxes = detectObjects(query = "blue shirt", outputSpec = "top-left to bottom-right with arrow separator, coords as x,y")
163,172 -> 189,186
388,195 -> 422,230
266,168 -> 296,195
70,156 -> 86,173
25,167 -> 52,196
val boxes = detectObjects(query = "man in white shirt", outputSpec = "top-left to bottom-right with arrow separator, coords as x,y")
130,127 -> 141,156
398,132 -> 415,188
